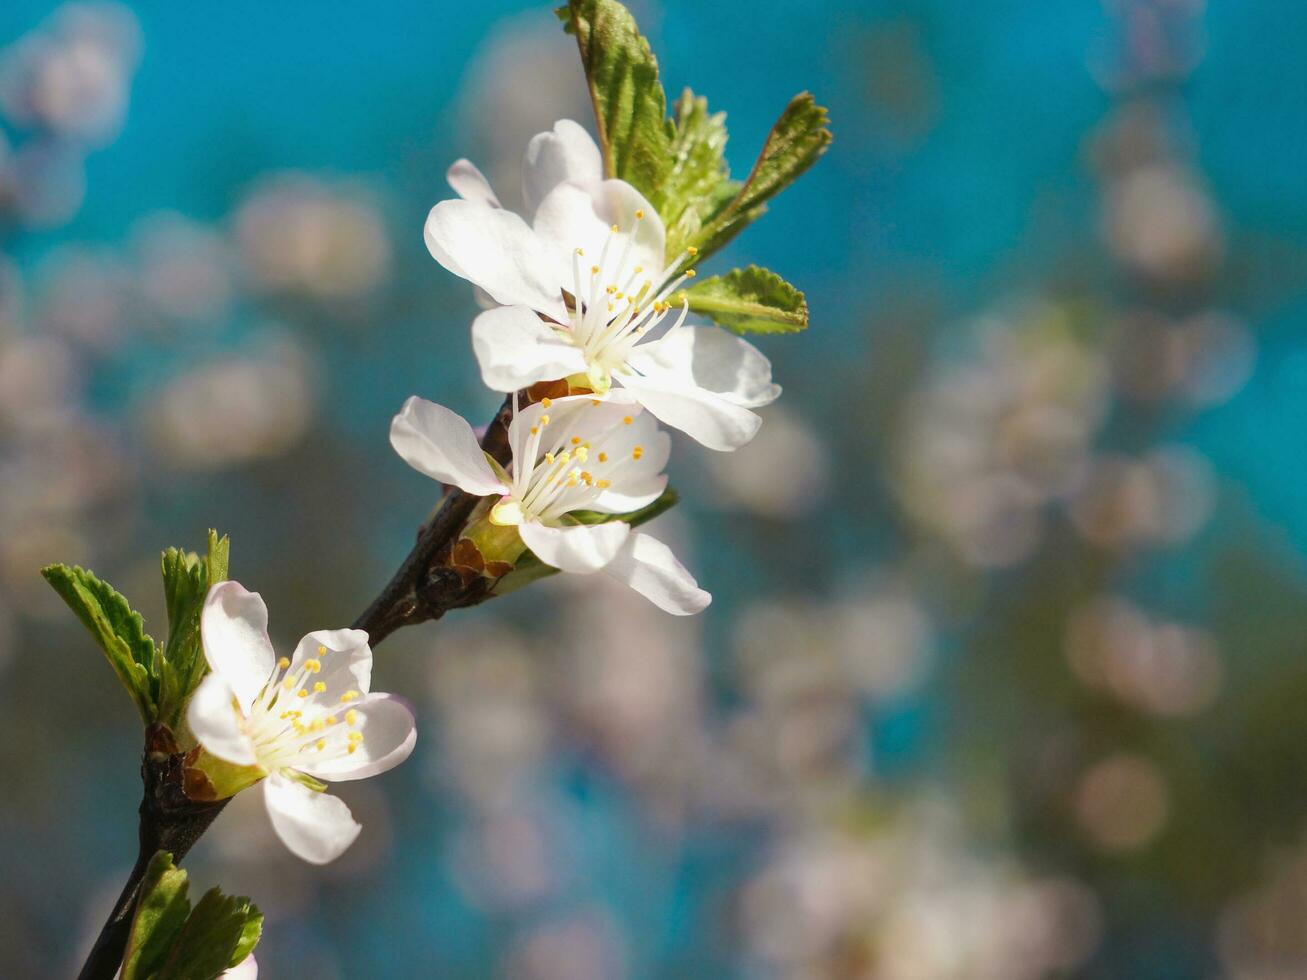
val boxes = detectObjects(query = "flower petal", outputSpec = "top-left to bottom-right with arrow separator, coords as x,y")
187,672 -> 257,766
602,532 -> 711,615
299,693 -> 417,782
522,119 -> 603,218
617,369 -> 762,451
263,772 -> 361,865
201,582 -> 277,712
628,325 -> 781,408
446,158 -> 501,208
472,305 -> 588,392
223,954 -> 258,980
518,520 -> 629,573
424,199 -> 567,317
390,396 -> 508,496
290,628 -> 372,699
531,179 -> 665,282
587,409 -> 671,513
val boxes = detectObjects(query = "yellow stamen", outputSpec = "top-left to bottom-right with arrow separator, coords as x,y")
346,709 -> 360,727
340,690 -> 360,703
635,209 -> 645,219
686,246 -> 698,255
296,689 -> 309,698
313,681 -> 326,694
632,445 -> 644,460
686,269 -> 697,278
277,657 -> 290,670
317,645 -> 327,656
304,658 -> 321,673
315,738 -> 326,751
541,397 -> 552,408
598,452 -> 608,462
623,416 -> 633,425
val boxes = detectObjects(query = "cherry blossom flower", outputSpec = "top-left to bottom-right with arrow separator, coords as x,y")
424,120 -> 780,451
187,581 -> 417,864
390,392 -> 710,615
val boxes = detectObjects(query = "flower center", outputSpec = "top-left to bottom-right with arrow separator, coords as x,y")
239,647 -> 365,772
490,399 -> 645,526
566,215 -> 697,389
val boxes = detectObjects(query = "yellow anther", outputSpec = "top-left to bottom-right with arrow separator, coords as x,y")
544,452 -> 556,465
610,223 -> 620,233
296,689 -> 309,699
608,303 -> 614,312
340,690 -> 360,703
541,397 -> 552,408
598,452 -> 608,462
326,715 -> 338,725
581,471 -> 594,485
575,247 -> 584,255
277,657 -> 290,670
348,745 -> 358,754
317,645 -> 327,656
557,450 -> 571,464
348,731 -> 364,743
632,446 -> 644,460
346,709 -> 360,727
539,414 -> 551,426
313,681 -> 326,694
283,677 -> 296,691
596,479 -> 611,489
686,246 -> 698,255
591,265 -> 600,275
591,399 -> 602,405
574,446 -> 589,462
623,416 -> 633,425
570,436 -> 581,445
634,265 -> 643,274
686,269 -> 697,278
530,426 -> 539,436
304,659 -> 321,673
606,284 -> 617,295
567,475 -> 579,487
315,738 -> 327,751
635,209 -> 645,219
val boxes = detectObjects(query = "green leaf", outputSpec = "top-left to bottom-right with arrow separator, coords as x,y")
687,93 -> 832,262
122,852 -> 262,980
560,0 -> 673,200
121,853 -> 192,980
494,488 -> 680,596
41,564 -> 158,722
661,89 -> 733,258
157,531 -> 230,730
677,265 -> 809,334
156,888 -> 262,980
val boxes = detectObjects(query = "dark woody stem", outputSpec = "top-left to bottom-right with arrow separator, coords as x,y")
78,393 -> 521,980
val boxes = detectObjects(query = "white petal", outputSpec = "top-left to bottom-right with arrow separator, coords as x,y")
507,393 -> 638,476
588,410 -> 671,513
446,158 -> 501,208
424,199 -> 567,317
390,396 -> 508,496
522,119 -> 603,218
263,772 -> 361,865
299,693 -> 417,782
532,180 -> 665,281
518,520 -> 629,573
602,532 -> 711,615
628,326 -> 781,408
290,628 -> 372,699
472,305 -> 588,392
201,582 -> 277,712
187,672 -> 257,766
617,370 -> 762,451
222,954 -> 257,980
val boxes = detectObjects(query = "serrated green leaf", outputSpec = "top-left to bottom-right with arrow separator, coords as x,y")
677,265 -> 809,334
41,564 -> 158,722
494,488 -> 680,596
157,531 -> 230,730
686,93 -> 831,262
156,887 -> 262,980
660,89 -> 732,257
121,852 -> 192,980
561,0 -> 672,200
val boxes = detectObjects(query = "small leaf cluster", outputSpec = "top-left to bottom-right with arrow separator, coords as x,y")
557,0 -> 829,335
41,531 -> 229,730
120,851 -> 261,980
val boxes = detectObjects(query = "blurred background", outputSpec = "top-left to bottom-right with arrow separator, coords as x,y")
1,1 -> 1305,977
